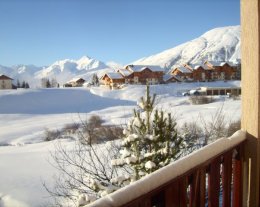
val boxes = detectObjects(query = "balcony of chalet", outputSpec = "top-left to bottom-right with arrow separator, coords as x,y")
86,0 -> 260,206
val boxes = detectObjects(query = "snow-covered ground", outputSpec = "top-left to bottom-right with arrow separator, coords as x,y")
0,81 -> 241,206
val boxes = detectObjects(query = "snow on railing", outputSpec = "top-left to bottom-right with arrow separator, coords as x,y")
87,130 -> 246,207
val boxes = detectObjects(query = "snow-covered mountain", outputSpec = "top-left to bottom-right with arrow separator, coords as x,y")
0,56 -> 114,87
35,56 -> 113,86
0,25 -> 241,87
132,25 -> 241,68
0,64 -> 42,86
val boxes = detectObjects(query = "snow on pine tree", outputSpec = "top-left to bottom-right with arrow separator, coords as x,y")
91,73 -> 99,86
112,85 -> 183,183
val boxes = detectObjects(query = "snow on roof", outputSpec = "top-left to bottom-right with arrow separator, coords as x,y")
117,69 -> 132,77
126,65 -> 164,72
68,77 -> 85,83
106,72 -> 124,79
205,61 -> 230,67
163,74 -> 172,81
0,74 -> 13,80
183,63 -> 193,71
87,130 -> 246,207
173,66 -> 192,73
200,86 -> 241,90
193,65 -> 205,70
163,74 -> 181,82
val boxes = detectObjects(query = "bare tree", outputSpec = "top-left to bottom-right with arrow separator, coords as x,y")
180,104 -> 241,155
44,140 -> 125,206
43,116 -> 129,206
199,105 -> 226,146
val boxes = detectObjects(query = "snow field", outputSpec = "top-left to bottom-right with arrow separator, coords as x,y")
0,82 -> 241,206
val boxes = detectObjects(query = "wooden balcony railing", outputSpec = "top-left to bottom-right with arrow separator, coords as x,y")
87,130 -> 246,207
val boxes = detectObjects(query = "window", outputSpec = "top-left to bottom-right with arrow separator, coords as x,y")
134,76 -> 138,83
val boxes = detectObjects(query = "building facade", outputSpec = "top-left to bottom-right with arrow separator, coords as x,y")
0,75 -> 13,89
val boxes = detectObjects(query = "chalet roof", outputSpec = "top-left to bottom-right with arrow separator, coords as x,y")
193,65 -> 206,70
204,61 -> 231,68
105,72 -> 124,80
0,74 -> 13,80
163,74 -> 181,82
68,77 -> 85,83
117,69 -> 132,77
125,65 -> 164,72
183,63 -> 193,71
173,66 -> 192,73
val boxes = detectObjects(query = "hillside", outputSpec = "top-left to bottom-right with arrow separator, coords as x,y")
0,26 -> 241,87
132,26 -> 240,68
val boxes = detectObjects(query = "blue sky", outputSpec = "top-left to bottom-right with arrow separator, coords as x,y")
0,0 -> 240,66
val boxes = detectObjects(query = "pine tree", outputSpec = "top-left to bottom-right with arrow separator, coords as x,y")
25,82 -> 30,88
21,81 -> 26,88
46,78 -> 51,88
91,73 -> 99,86
112,85 -> 183,182
17,79 -> 21,88
51,78 -> 57,88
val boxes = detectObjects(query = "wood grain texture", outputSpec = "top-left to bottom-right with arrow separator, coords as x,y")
241,0 -> 260,206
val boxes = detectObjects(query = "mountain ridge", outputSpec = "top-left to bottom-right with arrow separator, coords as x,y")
132,25 -> 240,68
0,25 -> 241,87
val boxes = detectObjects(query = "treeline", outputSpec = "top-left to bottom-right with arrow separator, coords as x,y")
41,78 -> 59,88
16,79 -> 30,89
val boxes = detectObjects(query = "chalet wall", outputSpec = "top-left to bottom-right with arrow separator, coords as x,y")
101,75 -> 125,86
213,64 -> 235,80
126,69 -> 163,84
101,75 -> 111,85
171,64 -> 236,82
192,67 -> 208,81
172,70 -> 193,81
0,79 -> 12,89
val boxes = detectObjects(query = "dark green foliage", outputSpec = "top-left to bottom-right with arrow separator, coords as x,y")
113,85 -> 183,180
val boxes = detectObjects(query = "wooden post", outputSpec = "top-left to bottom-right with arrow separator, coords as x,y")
241,0 -> 260,206
222,152 -> 232,207
208,158 -> 221,207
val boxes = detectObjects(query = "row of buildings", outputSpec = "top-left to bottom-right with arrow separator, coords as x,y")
0,61 -> 240,90
100,61 -> 240,87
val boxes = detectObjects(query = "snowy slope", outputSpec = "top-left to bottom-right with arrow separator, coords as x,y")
133,26 -> 240,68
0,88 -> 135,145
0,83 -> 241,206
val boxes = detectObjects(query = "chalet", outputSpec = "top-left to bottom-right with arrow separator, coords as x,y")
0,74 -> 13,89
192,65 -> 211,81
170,66 -> 193,81
100,72 -> 125,87
66,78 -> 85,87
169,61 -> 238,82
123,65 -> 164,85
163,74 -> 181,83
204,61 -> 236,80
